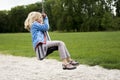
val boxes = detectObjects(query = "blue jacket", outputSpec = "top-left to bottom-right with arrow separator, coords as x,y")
30,16 -> 49,49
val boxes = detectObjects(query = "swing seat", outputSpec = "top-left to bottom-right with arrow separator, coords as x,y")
35,43 -> 58,60
46,46 -> 58,56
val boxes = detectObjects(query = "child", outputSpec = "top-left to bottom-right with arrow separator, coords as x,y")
24,11 -> 79,70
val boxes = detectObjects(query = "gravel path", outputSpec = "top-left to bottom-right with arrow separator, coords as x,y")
0,54 -> 120,80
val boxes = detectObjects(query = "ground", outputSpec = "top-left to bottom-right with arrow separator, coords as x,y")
0,54 -> 120,80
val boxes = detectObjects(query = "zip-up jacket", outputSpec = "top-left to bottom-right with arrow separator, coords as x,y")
30,16 -> 49,49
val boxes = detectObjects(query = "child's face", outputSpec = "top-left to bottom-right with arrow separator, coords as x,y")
37,15 -> 43,24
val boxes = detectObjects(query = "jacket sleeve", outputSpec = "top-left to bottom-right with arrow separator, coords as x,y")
32,16 -> 49,31
43,16 -> 50,29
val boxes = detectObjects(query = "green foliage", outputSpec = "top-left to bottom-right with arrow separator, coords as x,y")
9,6 -> 27,32
0,32 -> 120,69
0,11 -> 9,32
115,0 -> 120,17
0,0 -> 120,32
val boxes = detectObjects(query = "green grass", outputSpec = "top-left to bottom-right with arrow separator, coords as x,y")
0,33 -> 35,57
0,31 -> 120,69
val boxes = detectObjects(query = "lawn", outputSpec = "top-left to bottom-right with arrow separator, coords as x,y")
0,31 -> 120,69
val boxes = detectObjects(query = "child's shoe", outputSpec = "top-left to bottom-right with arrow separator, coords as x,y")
62,63 -> 76,70
69,60 -> 79,66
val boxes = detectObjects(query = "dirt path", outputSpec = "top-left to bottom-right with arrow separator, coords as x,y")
0,54 -> 120,80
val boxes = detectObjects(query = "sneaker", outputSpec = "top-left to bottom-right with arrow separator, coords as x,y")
69,60 -> 79,66
62,63 -> 76,70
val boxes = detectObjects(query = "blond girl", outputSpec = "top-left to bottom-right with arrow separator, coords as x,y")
24,11 -> 79,70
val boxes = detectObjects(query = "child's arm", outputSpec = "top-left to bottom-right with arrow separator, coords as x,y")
42,13 -> 50,30
32,17 -> 49,31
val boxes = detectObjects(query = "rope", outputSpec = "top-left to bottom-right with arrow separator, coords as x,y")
42,0 -> 44,13
41,0 -> 51,41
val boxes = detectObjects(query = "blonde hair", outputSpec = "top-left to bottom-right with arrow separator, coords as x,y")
24,11 -> 42,31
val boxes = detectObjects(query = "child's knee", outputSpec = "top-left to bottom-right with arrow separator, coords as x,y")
59,41 -> 65,46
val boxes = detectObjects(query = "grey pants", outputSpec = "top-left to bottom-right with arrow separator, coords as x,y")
46,41 -> 71,59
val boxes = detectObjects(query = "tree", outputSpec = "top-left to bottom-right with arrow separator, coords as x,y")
0,0 -> 119,33
115,0 -> 120,17
0,11 -> 9,32
9,6 -> 26,32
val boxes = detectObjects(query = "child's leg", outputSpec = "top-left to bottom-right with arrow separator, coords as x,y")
46,41 -> 78,70
46,41 -> 71,60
